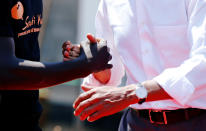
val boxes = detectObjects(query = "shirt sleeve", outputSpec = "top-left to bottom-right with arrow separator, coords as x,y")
154,0 -> 206,106
0,1 -> 14,37
82,0 -> 125,87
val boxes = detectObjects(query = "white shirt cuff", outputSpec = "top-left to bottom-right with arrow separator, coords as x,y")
153,69 -> 195,106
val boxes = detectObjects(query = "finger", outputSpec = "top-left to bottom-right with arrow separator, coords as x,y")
69,51 -> 79,57
62,49 -> 68,57
63,51 -> 69,58
97,40 -> 107,51
63,50 -> 69,58
87,109 -> 105,122
73,90 -> 94,109
98,39 -> 107,47
108,54 -> 112,61
104,51 -> 112,63
74,95 -> 99,117
80,101 -> 104,121
62,41 -> 72,49
96,38 -> 101,43
107,47 -> 110,52
105,64 -> 113,69
80,40 -> 93,60
66,44 -> 72,51
62,49 -> 65,56
87,33 -> 97,43
72,46 -> 80,53
62,42 -> 67,49
81,85 -> 95,92
68,56 -> 77,60
63,58 -> 71,61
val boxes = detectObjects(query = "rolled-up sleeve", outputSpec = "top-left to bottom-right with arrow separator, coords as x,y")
154,0 -> 206,106
82,0 -> 125,87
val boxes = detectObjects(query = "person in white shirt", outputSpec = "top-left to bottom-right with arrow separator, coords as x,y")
63,0 -> 206,130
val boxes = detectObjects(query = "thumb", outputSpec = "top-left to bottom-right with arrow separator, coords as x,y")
87,33 -> 97,44
81,85 -> 95,92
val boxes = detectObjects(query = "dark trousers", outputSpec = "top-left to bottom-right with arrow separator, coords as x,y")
119,108 -> 206,131
0,112 -> 42,131
0,91 -> 42,131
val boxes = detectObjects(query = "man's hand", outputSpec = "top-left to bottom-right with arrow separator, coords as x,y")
79,38 -> 112,73
73,85 -> 138,122
62,34 -> 99,61
87,34 -> 111,84
62,34 -> 112,76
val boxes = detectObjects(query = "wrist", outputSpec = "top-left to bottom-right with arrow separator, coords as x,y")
135,83 -> 148,104
124,83 -> 149,105
124,84 -> 139,104
68,58 -> 92,77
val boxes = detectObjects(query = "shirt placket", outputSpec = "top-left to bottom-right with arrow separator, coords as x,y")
136,0 -> 160,79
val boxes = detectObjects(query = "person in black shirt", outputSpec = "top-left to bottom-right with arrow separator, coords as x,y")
0,0 -> 112,130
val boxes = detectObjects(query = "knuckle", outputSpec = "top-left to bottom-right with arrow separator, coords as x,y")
79,94 -> 85,100
65,41 -> 71,45
80,41 -> 85,45
78,102 -> 85,110
82,111 -> 88,116
92,94 -> 102,101
69,51 -> 73,55
87,99 -> 92,104
62,41 -> 70,47
63,41 -> 67,45
104,99 -> 112,104
91,116 -> 96,120
91,88 -> 97,94
80,40 -> 88,47
91,96 -> 98,102
78,95 -> 85,103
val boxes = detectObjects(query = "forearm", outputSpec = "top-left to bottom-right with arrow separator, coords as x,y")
0,36 -> 112,90
0,57 -> 89,90
142,80 -> 172,102
125,80 -> 172,105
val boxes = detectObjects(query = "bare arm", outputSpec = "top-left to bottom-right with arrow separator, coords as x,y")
142,80 -> 171,102
72,80 -> 171,122
0,37 -> 112,90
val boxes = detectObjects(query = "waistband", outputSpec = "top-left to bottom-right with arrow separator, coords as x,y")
131,108 -> 206,125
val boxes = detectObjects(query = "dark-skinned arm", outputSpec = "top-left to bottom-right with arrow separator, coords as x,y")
0,37 -> 112,90
63,34 -> 112,84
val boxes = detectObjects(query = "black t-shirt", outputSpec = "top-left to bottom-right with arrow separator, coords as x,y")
0,0 -> 43,119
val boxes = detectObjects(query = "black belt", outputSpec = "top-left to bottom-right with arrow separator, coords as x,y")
131,108 -> 206,125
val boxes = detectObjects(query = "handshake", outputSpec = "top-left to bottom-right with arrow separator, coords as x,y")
62,34 -> 112,78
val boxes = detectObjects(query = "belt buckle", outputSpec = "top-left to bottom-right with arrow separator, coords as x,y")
149,110 -> 168,125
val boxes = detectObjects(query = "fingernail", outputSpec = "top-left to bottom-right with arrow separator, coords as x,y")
80,115 -> 86,121
64,51 -> 69,57
66,45 -> 71,51
80,116 -> 84,121
74,111 -> 77,116
87,117 -> 93,122
87,34 -> 97,43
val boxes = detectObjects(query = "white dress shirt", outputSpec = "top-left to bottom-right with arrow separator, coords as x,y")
82,0 -> 206,110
